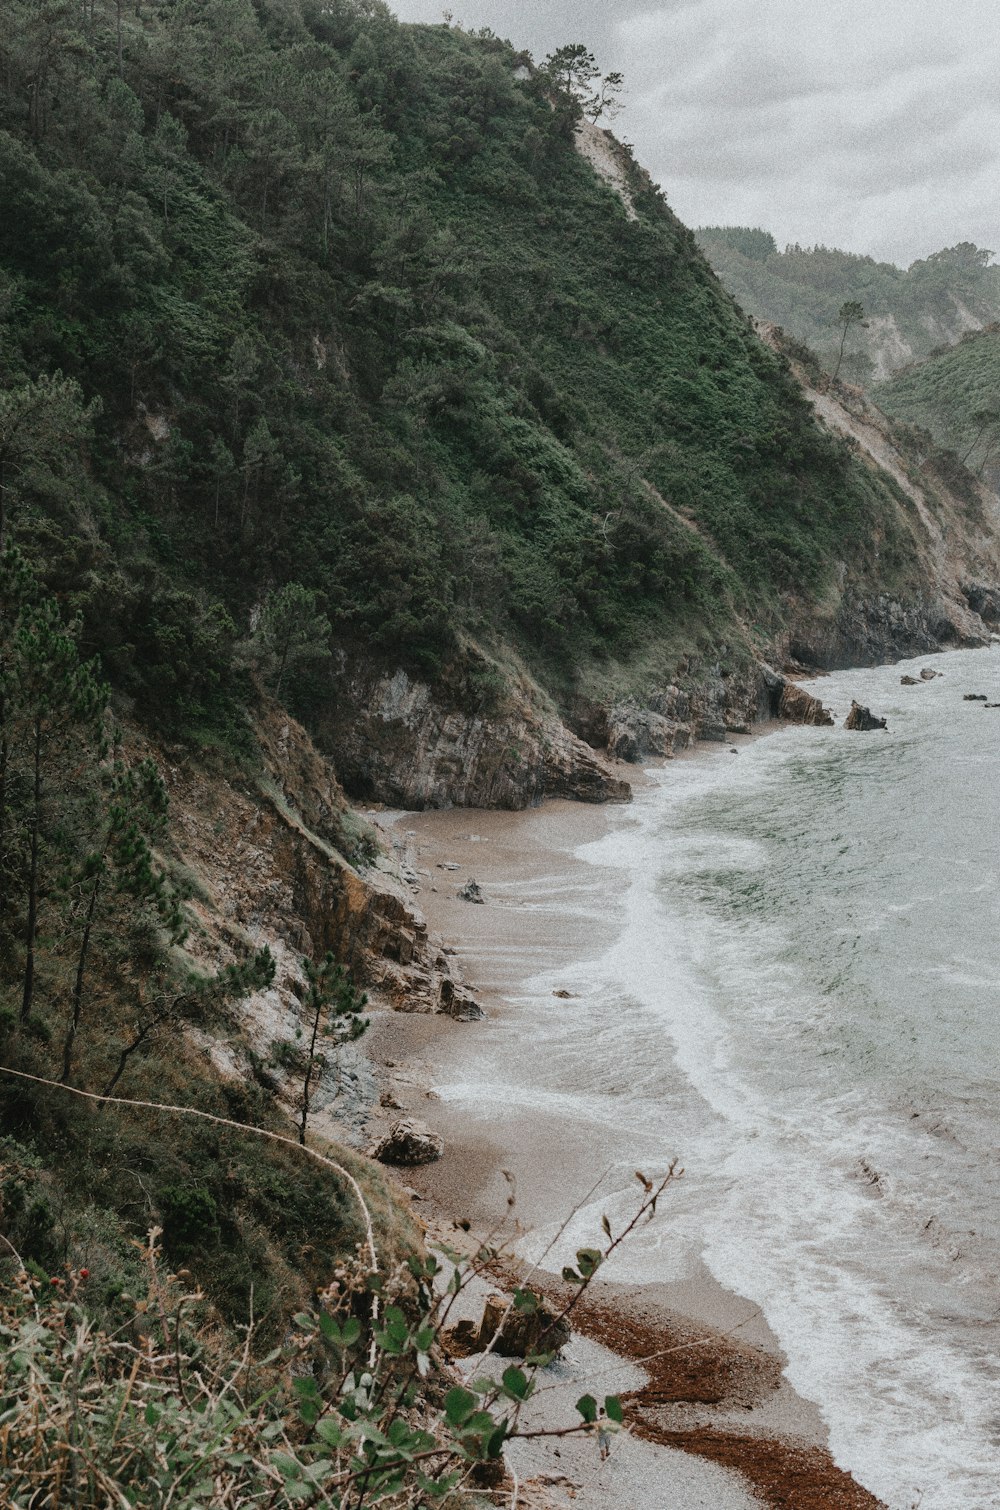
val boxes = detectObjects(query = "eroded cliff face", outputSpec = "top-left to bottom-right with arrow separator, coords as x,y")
314,660 -> 632,810
160,708 -> 476,1045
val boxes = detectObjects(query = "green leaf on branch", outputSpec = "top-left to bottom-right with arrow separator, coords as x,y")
605,1395 -> 624,1423
501,1364 -> 531,1401
444,1385 -> 479,1427
576,1393 -> 598,1424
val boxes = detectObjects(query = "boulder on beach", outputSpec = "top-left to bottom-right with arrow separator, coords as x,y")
845,701 -> 887,731
370,1117 -> 443,1166
457,878 -> 485,904
919,668 -> 940,681
437,978 -> 484,1021
475,1292 -> 571,1358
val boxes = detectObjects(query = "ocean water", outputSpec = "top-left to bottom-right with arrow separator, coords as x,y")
434,645 -> 1000,1508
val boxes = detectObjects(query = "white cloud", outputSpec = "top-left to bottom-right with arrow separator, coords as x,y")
390,0 -> 1000,263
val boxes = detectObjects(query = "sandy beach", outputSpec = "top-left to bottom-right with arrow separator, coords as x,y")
366,758 -> 885,1509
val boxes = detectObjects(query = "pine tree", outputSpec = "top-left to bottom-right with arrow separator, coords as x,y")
13,597 -> 106,1021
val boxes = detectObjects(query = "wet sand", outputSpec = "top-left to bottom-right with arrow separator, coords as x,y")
367,762 -> 885,1509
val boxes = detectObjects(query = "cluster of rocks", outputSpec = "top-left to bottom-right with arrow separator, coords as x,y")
900,667 -> 941,685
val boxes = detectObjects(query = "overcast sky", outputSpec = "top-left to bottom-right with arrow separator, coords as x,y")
389,0 -> 999,266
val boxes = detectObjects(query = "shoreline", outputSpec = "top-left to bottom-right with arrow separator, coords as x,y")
364,738 -> 886,1509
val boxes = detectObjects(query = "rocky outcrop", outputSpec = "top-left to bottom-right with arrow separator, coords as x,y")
457,879 -> 485,904
161,708 -> 471,1018
776,680 -> 834,726
845,702 -> 887,731
370,1118 -> 443,1166
317,661 -> 631,810
963,582 -> 1000,626
601,699 -> 692,762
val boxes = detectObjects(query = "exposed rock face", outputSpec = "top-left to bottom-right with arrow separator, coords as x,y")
370,1118 -> 443,1166
437,979 -> 484,1021
963,582 -> 1000,626
162,708 -> 470,1018
318,663 -> 631,810
845,701 -> 887,731
603,699 -> 689,762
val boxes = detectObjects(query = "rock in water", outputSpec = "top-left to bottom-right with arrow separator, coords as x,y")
919,668 -> 940,680
778,681 -> 835,726
457,878 -> 485,904
900,675 -> 920,685
845,701 -> 887,731
370,1118 -> 443,1166
963,693 -> 987,701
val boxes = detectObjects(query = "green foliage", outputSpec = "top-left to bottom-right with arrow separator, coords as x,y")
876,327 -> 1000,486
252,581 -> 333,697
0,0 -> 922,730
298,951 -> 369,1147
0,1164 -> 671,1505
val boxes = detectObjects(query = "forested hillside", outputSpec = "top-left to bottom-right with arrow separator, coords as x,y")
697,228 -> 1000,382
1,0 -> 940,763
877,327 -> 1000,489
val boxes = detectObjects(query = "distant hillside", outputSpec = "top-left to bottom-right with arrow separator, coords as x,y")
877,326 -> 1000,489
697,228 -> 1000,382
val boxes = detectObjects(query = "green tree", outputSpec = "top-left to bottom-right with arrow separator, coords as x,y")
102,945 -> 275,1097
833,300 -> 867,380
542,45 -> 624,122
253,582 -> 332,696
960,406 -> 1000,470
0,375 -> 96,550
11,597 -> 106,1021
60,751 -> 186,1085
297,951 -> 368,1146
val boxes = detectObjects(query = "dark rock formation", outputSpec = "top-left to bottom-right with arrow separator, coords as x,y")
963,582 -> 1000,626
457,879 -> 485,904
844,702 -> 887,731
963,693 -> 987,701
900,675 -> 920,685
437,981 -> 484,1020
919,668 -> 940,680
